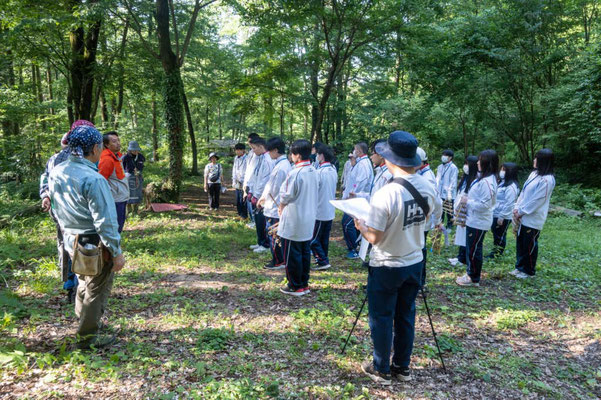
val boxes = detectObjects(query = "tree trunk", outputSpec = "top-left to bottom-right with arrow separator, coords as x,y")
205,103 -> 210,142
156,0 -> 185,200
69,0 -> 101,121
99,88 -> 109,125
182,89 -> 198,175
114,19 -> 129,129
46,62 -> 54,115
218,101 -> 223,139
152,93 -> 159,161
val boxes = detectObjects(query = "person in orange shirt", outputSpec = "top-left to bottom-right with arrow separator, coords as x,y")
98,131 -> 130,232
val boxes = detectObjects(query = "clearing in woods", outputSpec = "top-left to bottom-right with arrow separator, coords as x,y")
1,176 -> 600,399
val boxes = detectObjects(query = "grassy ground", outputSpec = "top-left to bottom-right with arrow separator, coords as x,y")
1,174 -> 600,399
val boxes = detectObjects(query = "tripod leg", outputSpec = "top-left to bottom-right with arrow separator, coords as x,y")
421,289 -> 447,373
341,294 -> 368,355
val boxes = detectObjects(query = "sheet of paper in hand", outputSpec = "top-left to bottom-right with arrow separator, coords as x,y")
329,198 -> 371,221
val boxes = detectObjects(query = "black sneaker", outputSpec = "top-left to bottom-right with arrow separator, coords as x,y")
391,363 -> 411,381
312,263 -> 331,271
264,263 -> 286,270
361,360 -> 391,385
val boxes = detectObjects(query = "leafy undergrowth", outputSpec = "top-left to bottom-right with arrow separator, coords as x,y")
1,178 -> 600,399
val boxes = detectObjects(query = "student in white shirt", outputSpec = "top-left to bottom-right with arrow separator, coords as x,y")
353,139 -> 393,200
342,142 -> 374,259
354,130 -> 436,385
232,143 -> 248,219
511,149 -> 556,279
448,156 -> 478,267
247,137 -> 274,253
277,140 -> 319,296
415,147 -> 443,287
243,133 -> 260,227
259,137 -> 292,269
436,149 -> 459,228
203,152 -> 223,210
456,150 -> 499,287
310,145 -> 338,271
310,142 -> 323,169
341,152 -> 356,192
487,162 -> 520,259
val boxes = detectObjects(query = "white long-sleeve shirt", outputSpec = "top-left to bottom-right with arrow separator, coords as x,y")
465,174 -> 497,231
232,154 -> 247,190
341,160 -> 352,189
436,162 -> 459,200
417,164 -> 443,230
248,152 -> 273,199
355,164 -> 393,200
278,161 -> 318,241
493,182 -> 519,220
315,162 -> 338,221
242,151 -> 257,190
260,155 -> 292,219
342,155 -> 373,199
514,172 -> 556,230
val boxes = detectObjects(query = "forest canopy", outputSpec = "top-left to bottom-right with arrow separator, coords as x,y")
1,0 -> 600,199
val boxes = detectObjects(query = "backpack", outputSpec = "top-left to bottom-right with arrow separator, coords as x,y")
209,164 -> 221,183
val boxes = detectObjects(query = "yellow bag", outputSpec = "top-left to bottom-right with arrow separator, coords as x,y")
71,234 -> 104,276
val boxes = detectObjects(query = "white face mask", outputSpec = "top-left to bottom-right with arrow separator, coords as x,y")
441,155 -> 449,163
463,165 -> 469,174
499,170 -> 506,179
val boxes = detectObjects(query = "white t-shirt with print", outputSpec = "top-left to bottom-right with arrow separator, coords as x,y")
367,173 -> 436,268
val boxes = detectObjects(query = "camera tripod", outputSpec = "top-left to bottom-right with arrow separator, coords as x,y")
340,287 -> 447,373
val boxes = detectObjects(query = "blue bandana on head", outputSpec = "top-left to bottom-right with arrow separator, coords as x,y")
68,125 -> 102,158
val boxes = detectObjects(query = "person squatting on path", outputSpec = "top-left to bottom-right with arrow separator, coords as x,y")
511,149 -> 556,279
48,125 -> 126,350
487,162 -> 519,259
204,152 -> 224,210
122,141 -> 146,215
277,140 -> 319,296
455,150 -> 499,287
40,120 -> 95,302
341,142 -> 374,259
354,130 -> 436,385
232,143 -> 249,219
98,131 -> 129,233
310,144 -> 338,271
259,137 -> 292,270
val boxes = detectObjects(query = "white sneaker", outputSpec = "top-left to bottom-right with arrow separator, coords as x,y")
509,268 -> 520,276
246,222 -> 256,229
253,246 -> 269,253
313,264 -> 331,271
456,274 -> 479,287
249,244 -> 260,250
514,271 -> 533,279
448,257 -> 459,266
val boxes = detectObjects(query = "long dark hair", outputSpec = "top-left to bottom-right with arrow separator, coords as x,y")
459,155 -> 479,193
535,148 -> 554,176
501,162 -> 519,187
478,149 -> 499,178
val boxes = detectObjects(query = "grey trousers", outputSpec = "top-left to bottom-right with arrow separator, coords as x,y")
74,259 -> 114,344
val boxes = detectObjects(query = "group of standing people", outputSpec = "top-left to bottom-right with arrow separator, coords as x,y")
39,120 -> 146,349
439,148 -> 556,286
228,134 -> 337,296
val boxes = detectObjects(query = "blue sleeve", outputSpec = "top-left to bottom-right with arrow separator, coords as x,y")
83,176 -> 122,257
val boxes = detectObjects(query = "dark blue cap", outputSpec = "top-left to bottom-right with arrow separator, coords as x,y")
375,130 -> 421,168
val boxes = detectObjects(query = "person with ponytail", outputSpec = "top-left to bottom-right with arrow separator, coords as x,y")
455,150 -> 498,287
511,149 -> 556,279
487,162 -> 519,259
448,156 -> 478,267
